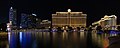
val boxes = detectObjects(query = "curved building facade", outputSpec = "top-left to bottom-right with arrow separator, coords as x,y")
52,9 -> 87,28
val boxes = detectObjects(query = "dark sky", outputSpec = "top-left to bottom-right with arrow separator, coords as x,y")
0,0 -> 120,26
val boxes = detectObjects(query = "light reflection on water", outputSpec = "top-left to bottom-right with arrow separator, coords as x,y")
0,31 -> 120,48
19,32 -> 22,43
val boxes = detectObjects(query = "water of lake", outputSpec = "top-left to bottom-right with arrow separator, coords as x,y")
0,31 -> 119,48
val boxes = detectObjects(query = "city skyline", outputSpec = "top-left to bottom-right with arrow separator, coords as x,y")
0,0 -> 120,26
1,0 -> 120,48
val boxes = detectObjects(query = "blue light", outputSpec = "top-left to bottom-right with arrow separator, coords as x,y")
19,32 -> 23,43
10,32 -> 17,48
52,29 -> 57,32
8,32 -> 11,43
97,31 -> 103,34
110,31 -> 117,34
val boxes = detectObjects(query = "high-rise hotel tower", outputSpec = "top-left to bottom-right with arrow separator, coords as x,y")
52,9 -> 87,28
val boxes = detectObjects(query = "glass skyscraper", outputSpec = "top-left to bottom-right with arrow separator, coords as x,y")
20,13 -> 37,29
20,13 -> 29,28
9,7 -> 17,26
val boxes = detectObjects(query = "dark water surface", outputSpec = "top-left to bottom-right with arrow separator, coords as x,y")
0,31 -> 119,48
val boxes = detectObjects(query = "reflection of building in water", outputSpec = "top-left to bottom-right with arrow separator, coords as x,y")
92,15 -> 117,30
9,32 -> 19,48
91,32 -> 109,48
52,9 -> 87,28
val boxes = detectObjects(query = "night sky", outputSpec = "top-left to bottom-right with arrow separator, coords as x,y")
0,0 -> 120,26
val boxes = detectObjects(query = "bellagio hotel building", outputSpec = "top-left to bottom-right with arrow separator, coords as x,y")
52,9 -> 87,28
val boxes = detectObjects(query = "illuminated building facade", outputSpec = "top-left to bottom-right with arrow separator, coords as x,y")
7,21 -> 12,31
20,13 -> 29,28
92,15 -> 117,30
52,9 -> 87,28
27,14 -> 37,28
20,13 -> 38,29
9,7 -> 17,27
40,20 -> 51,28
36,18 -> 41,28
